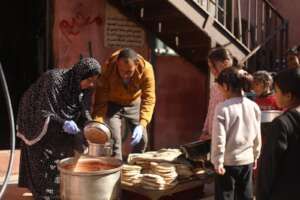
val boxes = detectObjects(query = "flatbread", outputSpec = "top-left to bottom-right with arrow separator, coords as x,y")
141,181 -> 178,190
121,181 -> 135,187
142,174 -> 165,183
122,170 -> 141,174
122,164 -> 142,171
142,177 -> 166,185
154,164 -> 176,171
154,168 -> 176,174
156,162 -> 175,168
141,180 -> 165,188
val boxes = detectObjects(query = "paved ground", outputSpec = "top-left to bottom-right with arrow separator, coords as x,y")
0,150 -> 214,200
0,150 -> 33,200
2,185 -> 33,200
0,150 -> 20,184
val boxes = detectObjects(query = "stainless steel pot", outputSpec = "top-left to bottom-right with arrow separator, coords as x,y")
84,121 -> 112,144
261,110 -> 282,123
88,142 -> 113,157
58,157 -> 122,200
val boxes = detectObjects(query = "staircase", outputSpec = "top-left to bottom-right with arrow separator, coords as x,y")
108,0 -> 288,73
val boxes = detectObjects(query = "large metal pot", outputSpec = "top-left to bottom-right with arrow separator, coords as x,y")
58,157 -> 122,200
261,110 -> 282,123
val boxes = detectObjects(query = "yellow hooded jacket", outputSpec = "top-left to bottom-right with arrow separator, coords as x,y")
93,50 -> 156,127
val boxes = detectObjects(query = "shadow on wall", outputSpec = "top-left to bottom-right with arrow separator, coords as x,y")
153,56 -> 209,149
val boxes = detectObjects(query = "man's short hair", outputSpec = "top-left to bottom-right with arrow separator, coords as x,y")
117,48 -> 138,61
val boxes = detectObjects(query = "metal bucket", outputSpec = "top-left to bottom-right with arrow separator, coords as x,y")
58,157 -> 122,200
261,110 -> 282,123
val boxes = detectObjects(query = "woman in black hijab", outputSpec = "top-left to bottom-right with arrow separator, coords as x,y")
16,57 -> 101,200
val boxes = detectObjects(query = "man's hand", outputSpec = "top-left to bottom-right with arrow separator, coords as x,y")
63,120 -> 80,135
215,166 -> 226,175
131,125 -> 144,146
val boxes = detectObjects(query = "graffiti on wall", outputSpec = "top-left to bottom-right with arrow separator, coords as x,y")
53,1 -> 103,67
59,16 -> 102,43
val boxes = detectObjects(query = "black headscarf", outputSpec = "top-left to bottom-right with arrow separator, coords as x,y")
17,58 -> 101,145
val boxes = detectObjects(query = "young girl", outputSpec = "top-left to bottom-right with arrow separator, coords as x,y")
257,68 -> 300,200
211,67 -> 261,200
252,70 -> 279,111
200,47 -> 234,140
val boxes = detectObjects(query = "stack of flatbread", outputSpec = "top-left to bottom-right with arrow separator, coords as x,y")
175,164 -> 194,178
141,174 -> 177,190
127,149 -> 182,165
121,164 -> 142,186
135,160 -> 151,171
150,162 -> 178,186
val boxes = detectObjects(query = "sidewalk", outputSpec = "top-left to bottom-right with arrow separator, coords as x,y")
0,150 -> 20,184
2,185 -> 32,200
0,150 -> 33,200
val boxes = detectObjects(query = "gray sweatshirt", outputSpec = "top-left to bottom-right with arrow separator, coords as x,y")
211,97 -> 261,168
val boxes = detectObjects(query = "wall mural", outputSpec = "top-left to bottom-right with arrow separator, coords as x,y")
53,0 -> 103,68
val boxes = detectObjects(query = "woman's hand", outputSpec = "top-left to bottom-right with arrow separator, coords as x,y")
63,120 -> 80,135
215,166 -> 226,175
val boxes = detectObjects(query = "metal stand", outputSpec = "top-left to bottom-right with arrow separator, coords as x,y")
0,62 -> 16,199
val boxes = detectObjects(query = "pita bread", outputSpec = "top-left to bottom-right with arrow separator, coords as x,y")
141,181 -> 178,190
156,169 -> 176,174
141,177 -> 166,185
121,181 -> 135,187
122,164 -> 142,171
141,180 -> 165,187
155,162 -> 175,168
142,174 -> 165,183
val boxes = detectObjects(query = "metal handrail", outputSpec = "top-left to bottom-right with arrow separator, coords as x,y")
192,0 -> 288,71
240,22 -> 287,64
0,62 -> 16,199
263,0 -> 284,20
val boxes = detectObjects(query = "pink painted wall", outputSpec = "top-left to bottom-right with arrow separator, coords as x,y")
52,0 -> 150,68
270,0 -> 300,47
153,56 -> 208,149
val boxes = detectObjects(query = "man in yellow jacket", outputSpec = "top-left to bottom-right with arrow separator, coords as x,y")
93,48 -> 156,159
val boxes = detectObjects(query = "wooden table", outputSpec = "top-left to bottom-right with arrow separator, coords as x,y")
122,176 -> 213,200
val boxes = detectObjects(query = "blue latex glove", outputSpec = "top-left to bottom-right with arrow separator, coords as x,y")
63,120 -> 80,135
131,125 -> 144,146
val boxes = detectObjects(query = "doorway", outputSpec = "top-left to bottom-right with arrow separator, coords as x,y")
0,0 -> 52,149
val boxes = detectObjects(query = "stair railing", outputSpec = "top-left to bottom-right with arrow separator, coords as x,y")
192,0 -> 288,71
